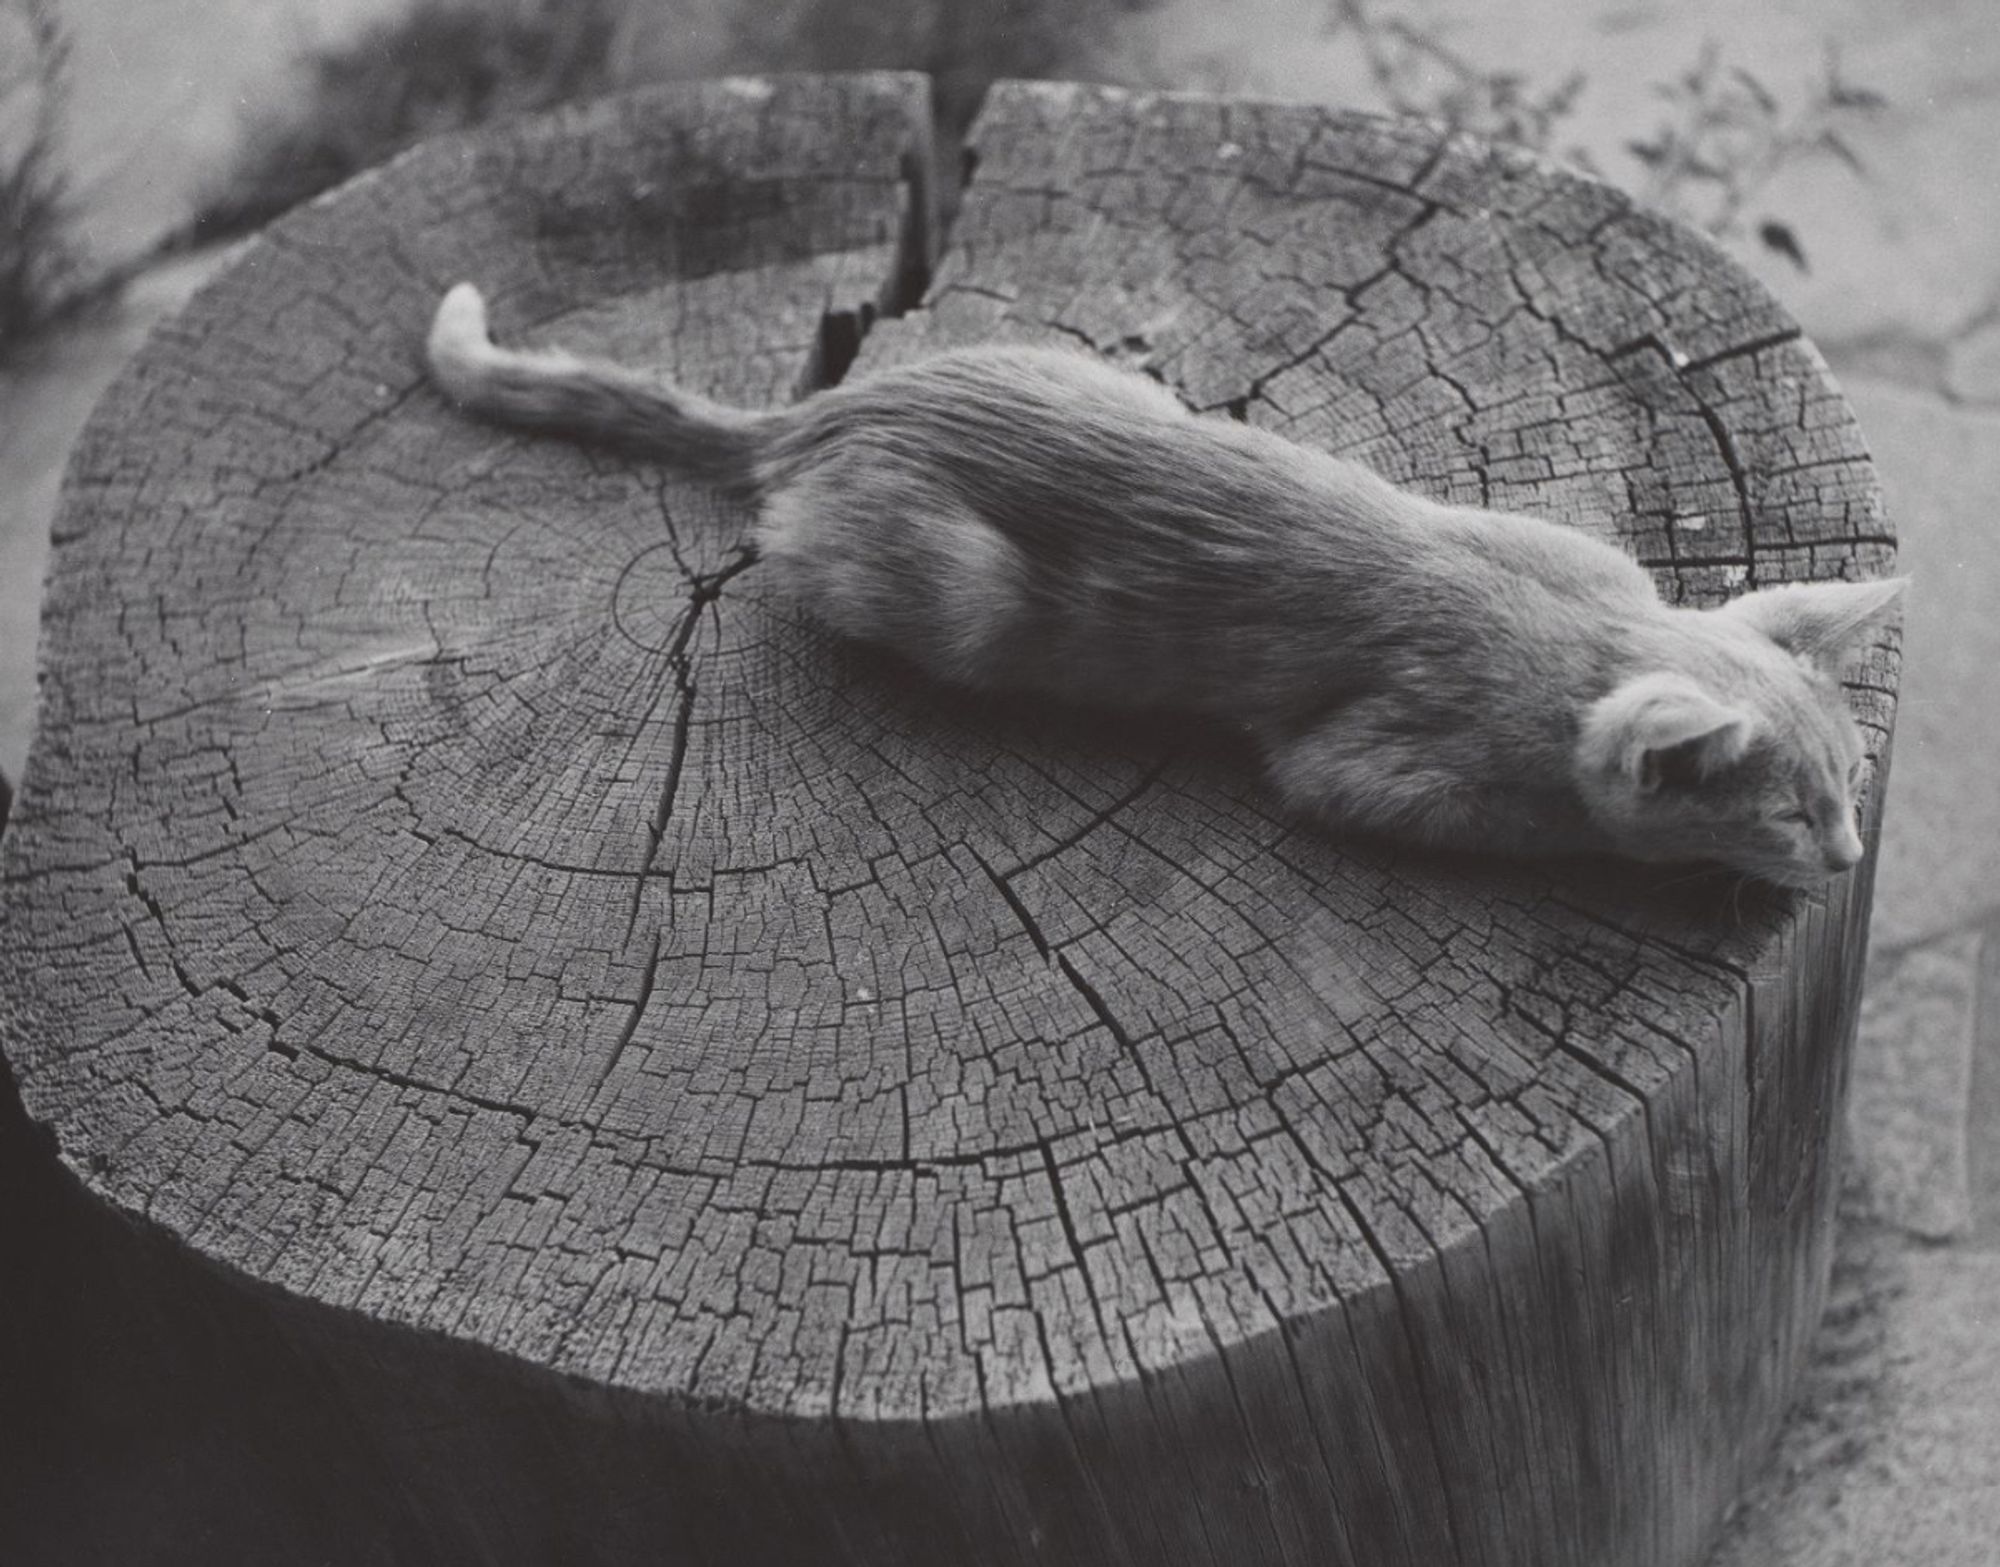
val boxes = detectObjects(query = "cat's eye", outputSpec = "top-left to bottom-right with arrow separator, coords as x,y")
1782,808 -> 1814,828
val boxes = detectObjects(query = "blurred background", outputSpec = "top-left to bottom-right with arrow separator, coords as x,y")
2,1 -> 1995,1561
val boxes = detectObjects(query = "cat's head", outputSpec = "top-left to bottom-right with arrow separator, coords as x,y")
1572,577 -> 1906,887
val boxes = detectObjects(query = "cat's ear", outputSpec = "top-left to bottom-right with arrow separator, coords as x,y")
1580,673 -> 1754,793
1720,577 -> 1908,672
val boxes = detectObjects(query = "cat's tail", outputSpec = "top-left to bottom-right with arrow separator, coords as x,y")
425,283 -> 779,494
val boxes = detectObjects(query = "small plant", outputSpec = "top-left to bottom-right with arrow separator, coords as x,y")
1623,42 -> 1886,271
190,0 -> 623,243
1324,0 -> 1589,163
0,0 -> 85,359
1322,1 -> 1885,271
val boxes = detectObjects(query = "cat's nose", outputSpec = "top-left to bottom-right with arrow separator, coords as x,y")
1825,825 -> 1864,873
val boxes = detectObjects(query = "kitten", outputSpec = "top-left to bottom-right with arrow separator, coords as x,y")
426,282 -> 1904,888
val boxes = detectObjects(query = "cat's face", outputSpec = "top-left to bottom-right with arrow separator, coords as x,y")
1573,578 -> 1905,887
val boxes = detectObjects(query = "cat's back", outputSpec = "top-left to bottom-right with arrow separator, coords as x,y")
766,344 -> 1416,570
805,343 -> 1193,437
769,342 -> 1222,501
756,342 -> 1662,717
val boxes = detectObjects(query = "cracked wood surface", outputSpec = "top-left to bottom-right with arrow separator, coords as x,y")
0,75 -> 1900,1567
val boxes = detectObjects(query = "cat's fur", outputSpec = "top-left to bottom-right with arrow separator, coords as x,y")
426,282 -> 1904,887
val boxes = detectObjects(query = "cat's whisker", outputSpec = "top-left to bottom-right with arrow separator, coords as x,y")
1645,864 -> 1728,895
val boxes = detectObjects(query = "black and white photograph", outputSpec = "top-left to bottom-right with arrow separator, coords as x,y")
1,1 -> 1991,1562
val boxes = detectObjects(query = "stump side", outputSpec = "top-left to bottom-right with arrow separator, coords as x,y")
0,76 -> 1898,1567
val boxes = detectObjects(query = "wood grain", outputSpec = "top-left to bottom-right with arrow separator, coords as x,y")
0,76 -> 1899,1566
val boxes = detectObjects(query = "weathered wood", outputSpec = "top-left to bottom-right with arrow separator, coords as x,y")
0,75 -> 1899,1566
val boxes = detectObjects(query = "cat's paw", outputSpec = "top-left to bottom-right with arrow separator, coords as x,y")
425,283 -> 493,402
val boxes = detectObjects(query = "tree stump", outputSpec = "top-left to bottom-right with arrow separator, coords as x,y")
0,74 -> 1901,1567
